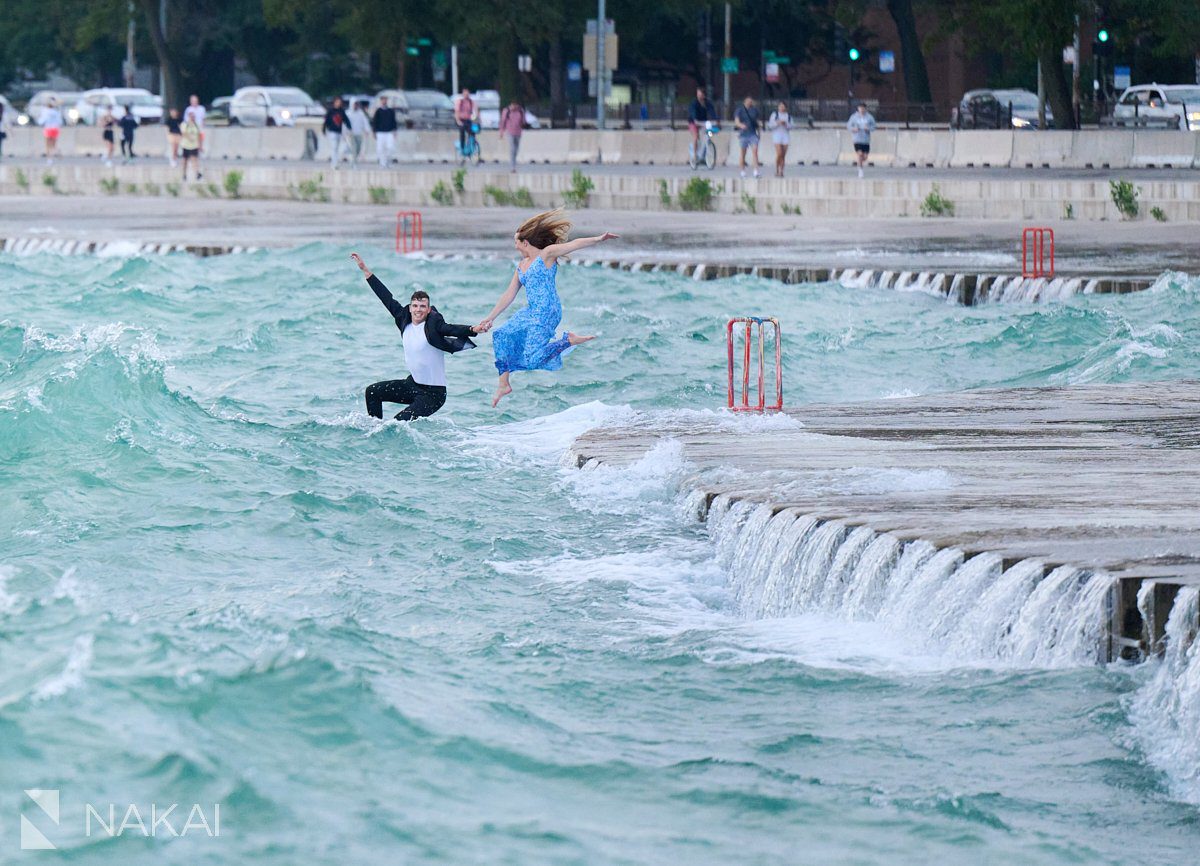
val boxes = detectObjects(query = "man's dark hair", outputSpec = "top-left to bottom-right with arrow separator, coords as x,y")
410,290 -> 430,302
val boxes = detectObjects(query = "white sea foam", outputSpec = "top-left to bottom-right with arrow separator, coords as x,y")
467,400 -> 638,464
0,566 -> 18,614
33,634 -> 95,701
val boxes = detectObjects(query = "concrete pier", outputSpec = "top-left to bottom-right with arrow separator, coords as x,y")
570,381 -> 1200,660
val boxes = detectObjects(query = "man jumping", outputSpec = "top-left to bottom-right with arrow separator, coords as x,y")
351,253 -> 487,421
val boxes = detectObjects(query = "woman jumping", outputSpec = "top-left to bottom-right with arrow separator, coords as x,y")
477,209 -> 618,407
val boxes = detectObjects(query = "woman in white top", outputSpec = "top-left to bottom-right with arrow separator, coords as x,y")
767,101 -> 792,178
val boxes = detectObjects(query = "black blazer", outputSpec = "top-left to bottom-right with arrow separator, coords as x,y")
367,274 -> 477,353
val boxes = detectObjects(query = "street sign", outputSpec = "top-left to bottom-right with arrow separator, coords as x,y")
567,61 -> 582,82
721,57 -> 739,73
517,54 -> 533,73
1114,65 -> 1131,89
1062,45 -> 1077,65
583,33 -> 618,72
765,62 -> 780,83
879,50 -> 895,73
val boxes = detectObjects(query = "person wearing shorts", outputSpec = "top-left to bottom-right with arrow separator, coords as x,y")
733,95 -> 761,178
100,109 -> 116,165
41,99 -> 63,163
180,116 -> 202,181
165,108 -> 182,167
767,101 -> 792,178
846,102 -> 877,178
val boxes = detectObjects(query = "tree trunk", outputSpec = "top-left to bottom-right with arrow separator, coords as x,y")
1036,43 -> 1076,129
497,28 -> 518,104
397,32 -> 407,89
549,33 -> 566,127
137,0 -> 180,110
886,0 -> 932,103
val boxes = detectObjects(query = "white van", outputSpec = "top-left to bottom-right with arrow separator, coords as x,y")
75,88 -> 163,125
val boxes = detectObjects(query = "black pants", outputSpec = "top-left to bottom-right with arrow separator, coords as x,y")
121,135 -> 135,157
365,376 -> 446,421
458,121 -> 471,151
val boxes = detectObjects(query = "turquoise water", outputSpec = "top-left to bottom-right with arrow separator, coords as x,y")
2,246 -> 1199,863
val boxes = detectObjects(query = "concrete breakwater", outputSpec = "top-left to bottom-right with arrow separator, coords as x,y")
569,381 -> 1200,663
4,125 -> 1200,171
3,162 -> 1199,222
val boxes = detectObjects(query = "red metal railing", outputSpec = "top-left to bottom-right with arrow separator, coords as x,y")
395,211 -> 424,254
727,317 -> 783,412
1021,227 -> 1055,278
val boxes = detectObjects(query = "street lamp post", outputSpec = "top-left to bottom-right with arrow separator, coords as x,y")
596,0 -> 606,128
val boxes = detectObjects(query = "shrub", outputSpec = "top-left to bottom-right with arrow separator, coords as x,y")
1109,179 -> 1139,219
678,176 -> 719,211
919,184 -> 955,217
223,170 -> 243,198
561,169 -> 595,208
42,172 -> 59,193
14,168 -> 30,192
1151,205 -> 1167,222
124,183 -> 139,195
451,168 -> 467,194
1063,202 -> 1075,220
781,203 -> 802,215
99,177 -> 120,195
658,179 -> 671,208
143,182 -> 160,196
512,187 -> 534,208
740,192 -> 757,214
430,180 -> 454,205
290,174 -> 330,203
165,182 -> 181,197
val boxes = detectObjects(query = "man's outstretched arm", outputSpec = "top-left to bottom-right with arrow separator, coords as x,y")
350,252 -> 406,319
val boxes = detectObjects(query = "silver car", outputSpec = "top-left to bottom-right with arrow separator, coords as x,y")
74,88 -> 164,125
20,90 -> 85,126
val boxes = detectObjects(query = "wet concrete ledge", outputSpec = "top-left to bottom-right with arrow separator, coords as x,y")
569,381 -> 1200,661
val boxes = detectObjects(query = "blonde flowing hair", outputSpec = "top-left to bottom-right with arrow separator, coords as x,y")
516,208 -> 571,250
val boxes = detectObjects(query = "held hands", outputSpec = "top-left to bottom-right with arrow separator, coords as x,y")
472,319 -> 494,334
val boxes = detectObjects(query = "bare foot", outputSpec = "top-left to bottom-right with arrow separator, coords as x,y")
566,332 -> 596,346
492,382 -> 513,408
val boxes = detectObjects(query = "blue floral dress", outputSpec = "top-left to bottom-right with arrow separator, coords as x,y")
491,257 -> 573,374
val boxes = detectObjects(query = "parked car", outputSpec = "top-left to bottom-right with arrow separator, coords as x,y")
1113,84 -> 1200,131
19,90 -> 85,125
74,88 -> 163,125
206,96 -> 232,125
471,89 -> 502,129
953,88 -> 1051,130
228,86 -> 323,127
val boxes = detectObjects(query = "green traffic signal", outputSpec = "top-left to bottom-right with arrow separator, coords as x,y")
848,47 -> 860,61
1097,29 -> 1109,42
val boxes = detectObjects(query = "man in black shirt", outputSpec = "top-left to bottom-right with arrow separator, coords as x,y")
687,86 -> 717,164
118,107 -> 139,163
371,95 -> 398,167
323,96 -> 349,169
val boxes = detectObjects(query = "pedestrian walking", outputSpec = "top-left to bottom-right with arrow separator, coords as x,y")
165,108 -> 182,167
180,113 -> 202,181
346,99 -> 371,166
99,109 -> 116,165
846,102 -> 876,178
118,106 -> 138,162
0,101 -> 9,158
767,101 -> 792,178
371,95 -> 398,166
733,96 -> 761,178
324,97 -> 349,169
41,98 -> 63,164
184,94 -> 206,153
499,100 -> 525,172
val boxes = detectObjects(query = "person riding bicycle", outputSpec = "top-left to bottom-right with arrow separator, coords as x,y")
687,86 -> 717,159
454,88 -> 477,156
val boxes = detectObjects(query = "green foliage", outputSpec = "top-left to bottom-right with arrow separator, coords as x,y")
451,168 -> 466,194
919,184 -> 955,217
165,182 -> 181,198
143,182 -> 160,196
781,203 -> 802,215
205,182 -> 221,198
224,170 -> 244,199
290,174 -> 330,203
14,168 -> 29,192
484,185 -> 534,207
41,172 -> 59,192
368,186 -> 393,205
561,169 -> 594,209
1109,179 -> 1139,219
1063,202 -> 1074,220
99,177 -> 120,195
678,177 -> 719,212
739,192 -> 757,214
658,179 -> 671,208
1151,205 -> 1167,222
430,180 -> 454,206
124,183 -> 139,194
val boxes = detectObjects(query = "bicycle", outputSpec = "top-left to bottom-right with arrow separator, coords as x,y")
689,120 -> 720,170
455,121 -> 482,166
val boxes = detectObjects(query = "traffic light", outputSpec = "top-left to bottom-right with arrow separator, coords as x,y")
848,47 -> 860,62
833,24 -> 847,63
1094,27 -> 1112,57
1097,29 -> 1109,43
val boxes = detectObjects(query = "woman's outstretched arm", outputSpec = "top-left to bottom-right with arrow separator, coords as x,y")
542,232 -> 618,265
477,270 -> 522,330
